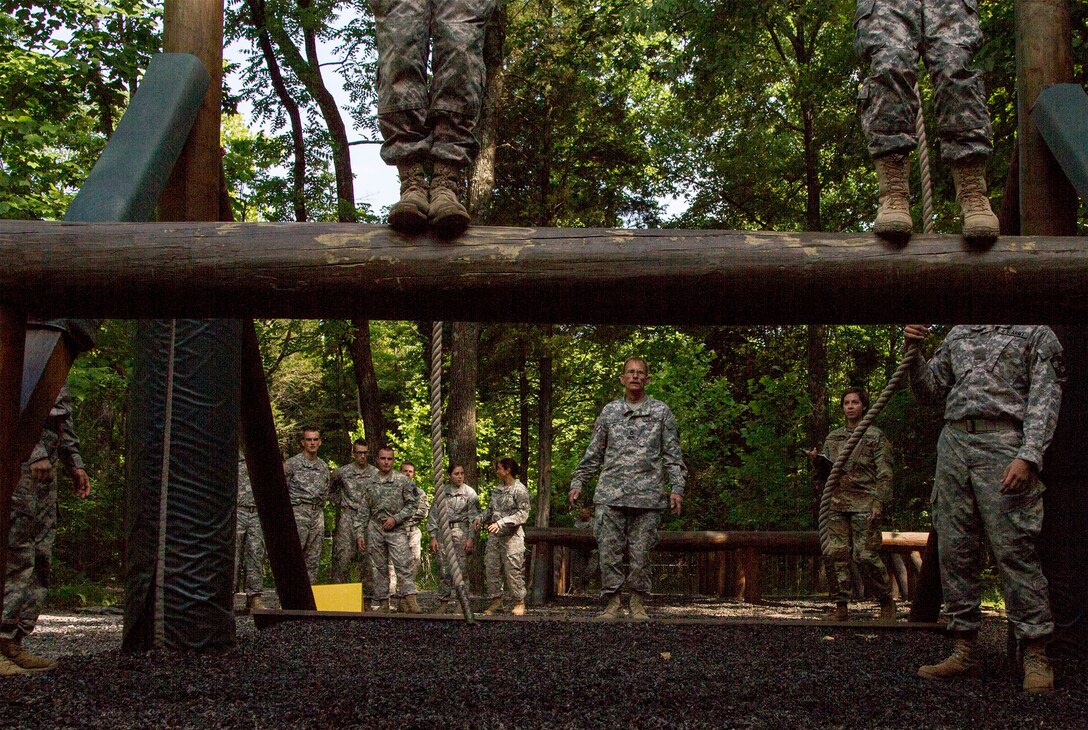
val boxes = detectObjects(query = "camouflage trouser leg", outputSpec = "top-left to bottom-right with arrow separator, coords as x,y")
331,506 -> 363,583
410,526 -> 422,576
373,0 -> 429,164
597,506 -> 661,596
366,523 -> 392,601
933,426 -> 1053,639
855,0 -> 992,161
428,0 -> 494,164
484,528 -> 526,601
826,510 -> 891,603
235,506 -> 266,597
436,526 -> 468,600
292,503 -> 324,583
1,469 -> 56,640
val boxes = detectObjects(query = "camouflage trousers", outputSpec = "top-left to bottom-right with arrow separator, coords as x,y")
855,0 -> 993,161
292,502 -> 325,583
1,469 -> 56,640
331,506 -> 370,585
388,526 -> 422,593
235,506 -> 266,597
366,522 -> 417,600
597,505 -> 660,596
825,510 -> 891,603
435,524 -> 470,600
932,426 -> 1053,639
484,527 -> 525,601
373,0 -> 495,165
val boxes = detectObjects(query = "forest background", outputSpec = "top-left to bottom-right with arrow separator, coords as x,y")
2,0 -> 1086,600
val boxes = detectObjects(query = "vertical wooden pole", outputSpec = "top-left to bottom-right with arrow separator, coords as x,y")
0,308 -> 26,610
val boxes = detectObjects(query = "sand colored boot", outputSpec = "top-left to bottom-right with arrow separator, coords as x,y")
1022,638 -> 1054,694
0,653 -> 26,676
247,595 -> 264,613
592,593 -> 623,622
952,157 -> 1000,246
369,602 -> 389,614
629,592 -> 650,621
832,602 -> 849,622
0,638 -> 55,673
879,598 -> 897,623
918,632 -> 978,680
873,153 -> 913,244
400,595 -> 423,614
482,597 -> 505,616
388,161 -> 429,234
510,602 -> 527,616
428,162 -> 471,238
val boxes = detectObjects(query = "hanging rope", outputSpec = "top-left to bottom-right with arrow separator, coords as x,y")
428,321 -> 475,623
915,85 -> 936,235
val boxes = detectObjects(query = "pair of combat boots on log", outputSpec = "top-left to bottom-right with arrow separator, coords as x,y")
388,161 -> 470,239
873,154 -> 999,246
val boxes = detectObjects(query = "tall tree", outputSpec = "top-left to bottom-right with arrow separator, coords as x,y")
448,322 -> 481,484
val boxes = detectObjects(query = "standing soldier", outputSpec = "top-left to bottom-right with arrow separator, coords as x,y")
429,464 -> 480,613
856,0 -> 999,244
283,427 -> 330,583
355,446 -> 422,613
906,324 -> 1063,694
235,452 -> 266,612
810,387 -> 896,622
1,386 -> 90,675
330,439 -> 377,584
372,0 -> 497,236
474,458 -> 530,616
569,357 -> 686,622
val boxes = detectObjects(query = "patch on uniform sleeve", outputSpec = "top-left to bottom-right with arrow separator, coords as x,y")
1049,351 -> 1068,383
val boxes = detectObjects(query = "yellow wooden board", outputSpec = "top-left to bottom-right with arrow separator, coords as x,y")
311,583 -> 364,612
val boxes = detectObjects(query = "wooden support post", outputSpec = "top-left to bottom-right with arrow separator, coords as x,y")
715,550 -> 728,598
240,321 -> 315,611
0,308 -> 26,609
736,547 -> 762,605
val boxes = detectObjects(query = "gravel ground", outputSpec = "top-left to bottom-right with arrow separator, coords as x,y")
1,596 -> 1086,728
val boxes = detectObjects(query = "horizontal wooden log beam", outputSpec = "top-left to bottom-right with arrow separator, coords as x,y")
2,221 -> 1088,322
524,528 -> 929,554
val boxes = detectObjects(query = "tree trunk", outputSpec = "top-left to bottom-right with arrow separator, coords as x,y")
448,322 -> 480,484
530,325 -> 554,604
468,3 -> 508,220
349,319 -> 387,446
806,324 -> 829,591
518,339 -> 530,474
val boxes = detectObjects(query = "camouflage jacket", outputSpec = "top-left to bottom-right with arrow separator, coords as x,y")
822,425 -> 893,512
480,479 -> 531,532
427,483 -> 480,531
407,483 -> 428,528
354,470 -> 419,531
911,325 -> 1064,467
27,386 -> 83,473
330,461 -> 377,511
570,396 -> 686,509
283,453 -> 330,506
238,453 -> 255,509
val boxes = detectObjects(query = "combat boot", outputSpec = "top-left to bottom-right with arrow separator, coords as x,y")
482,597 -> 505,615
510,602 -> 527,616
629,592 -> 650,621
400,595 -> 423,614
369,602 -> 389,614
388,161 -> 429,234
918,631 -> 978,680
247,595 -> 263,613
592,594 -> 623,622
832,602 -> 849,622
428,161 -> 471,238
0,653 -> 26,676
873,153 -> 913,244
1022,638 -> 1054,694
0,638 -> 55,673
952,157 -> 1000,245
878,598 -> 897,623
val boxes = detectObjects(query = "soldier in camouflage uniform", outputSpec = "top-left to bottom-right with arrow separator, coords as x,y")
283,427 -> 330,583
355,446 -> 422,613
812,387 -> 895,622
374,0 -> 496,237
428,464 -> 479,613
474,457 -> 531,616
570,358 -> 686,622
1,386 -> 89,675
855,0 -> 999,244
330,439 -> 377,584
906,324 -> 1063,693
235,452 -> 266,612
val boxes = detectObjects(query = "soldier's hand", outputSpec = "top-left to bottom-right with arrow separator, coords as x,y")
670,492 -> 683,515
382,517 -> 397,531
903,324 -> 930,342
487,522 -> 501,535
29,458 -> 52,482
805,447 -> 818,461
569,488 -> 581,506
471,519 -> 481,533
70,468 -> 90,498
465,538 -> 474,554
430,537 -> 439,554
869,506 -> 882,527
357,537 -> 366,551
1001,458 -> 1037,494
